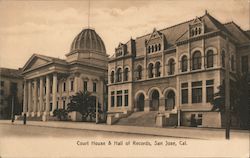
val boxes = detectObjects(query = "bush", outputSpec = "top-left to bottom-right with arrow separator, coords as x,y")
53,109 -> 68,121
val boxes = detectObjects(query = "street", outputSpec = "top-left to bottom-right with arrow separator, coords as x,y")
0,124 -> 166,138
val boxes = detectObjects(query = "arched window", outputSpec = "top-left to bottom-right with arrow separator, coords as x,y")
181,55 -> 188,72
148,63 -> 154,78
206,50 -> 214,68
136,65 -> 142,80
221,50 -> 225,68
148,46 -> 151,53
195,28 -> 198,35
155,44 -> 158,51
168,59 -> 175,75
124,67 -> 129,81
231,55 -> 235,71
158,44 -> 161,51
198,27 -> 202,34
110,71 -> 114,83
151,45 -> 154,52
165,90 -> 175,110
116,68 -> 122,82
192,51 -> 202,70
155,62 -> 161,77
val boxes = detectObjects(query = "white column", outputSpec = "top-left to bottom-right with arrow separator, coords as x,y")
202,80 -> 206,104
27,80 -> 32,117
74,76 -> 78,93
45,75 -> 50,115
52,73 -> 57,113
32,79 -> 38,117
38,77 -> 44,117
22,80 -> 27,115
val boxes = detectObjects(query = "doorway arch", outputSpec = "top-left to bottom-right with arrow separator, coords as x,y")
137,93 -> 145,111
151,90 -> 159,111
165,90 -> 175,110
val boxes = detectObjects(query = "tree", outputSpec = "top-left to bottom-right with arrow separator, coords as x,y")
67,91 -> 103,122
53,108 -> 68,121
211,73 -> 249,129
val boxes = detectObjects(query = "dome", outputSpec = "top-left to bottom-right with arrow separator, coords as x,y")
70,28 -> 106,54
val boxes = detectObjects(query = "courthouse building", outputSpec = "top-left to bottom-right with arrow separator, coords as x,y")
21,28 -> 108,120
108,12 -> 250,127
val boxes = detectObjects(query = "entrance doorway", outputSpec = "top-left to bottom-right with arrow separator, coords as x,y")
137,93 -> 145,111
151,90 -> 159,111
165,90 -> 175,110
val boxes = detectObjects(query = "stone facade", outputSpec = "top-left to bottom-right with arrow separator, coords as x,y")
21,28 -> 108,120
0,68 -> 23,119
108,12 -> 250,127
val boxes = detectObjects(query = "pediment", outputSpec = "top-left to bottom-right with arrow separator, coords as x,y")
22,54 -> 52,72
192,16 -> 202,25
146,28 -> 164,45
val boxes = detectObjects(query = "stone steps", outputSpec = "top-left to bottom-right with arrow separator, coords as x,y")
116,111 -> 158,127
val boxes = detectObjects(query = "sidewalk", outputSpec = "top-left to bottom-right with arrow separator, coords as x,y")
0,120 -> 248,140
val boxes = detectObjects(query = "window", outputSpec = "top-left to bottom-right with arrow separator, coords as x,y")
124,68 -> 129,81
152,45 -> 154,52
192,51 -> 202,70
83,81 -> 87,91
241,56 -> 248,73
231,55 -> 235,71
1,81 -> 4,87
197,114 -> 202,126
124,90 -> 128,106
111,91 -> 115,107
192,81 -> 202,103
181,83 -> 188,104
0,90 -> 4,96
168,59 -> 175,75
93,82 -> 96,92
148,46 -> 151,53
206,50 -> 214,68
206,80 -> 214,103
181,55 -> 188,72
117,90 -> 122,107
110,71 -> 114,83
221,50 -> 225,68
136,65 -> 142,80
148,63 -> 154,78
70,80 -> 74,91
158,44 -> 161,51
63,82 -> 66,92
10,82 -> 17,95
116,68 -> 122,82
63,101 -> 66,109
155,44 -> 158,51
56,101 -> 59,109
155,62 -> 161,77
50,103 -> 52,111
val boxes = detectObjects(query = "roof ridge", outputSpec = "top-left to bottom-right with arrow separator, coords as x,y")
226,21 -> 250,40
136,15 -> 204,40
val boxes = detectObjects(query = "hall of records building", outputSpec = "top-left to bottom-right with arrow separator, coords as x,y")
107,12 -> 250,127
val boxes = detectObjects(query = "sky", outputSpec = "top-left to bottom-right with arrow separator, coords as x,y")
0,0 -> 249,69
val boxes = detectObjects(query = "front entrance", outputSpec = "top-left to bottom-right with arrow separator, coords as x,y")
165,90 -> 175,110
137,93 -> 145,111
151,90 -> 159,111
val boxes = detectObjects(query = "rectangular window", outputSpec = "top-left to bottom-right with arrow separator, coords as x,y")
50,103 -> 53,111
93,82 -> 97,92
63,82 -> 66,92
206,80 -> 214,103
63,101 -> 66,109
84,81 -> 87,91
192,81 -> 202,103
181,82 -> 188,104
124,90 -> 128,106
111,91 -> 115,107
241,56 -> 248,73
10,82 -> 18,95
70,80 -> 74,91
117,90 -> 122,107
197,114 -> 203,126
1,81 -> 4,87
0,90 -> 4,96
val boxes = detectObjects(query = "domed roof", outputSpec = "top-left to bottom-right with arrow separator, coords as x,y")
70,28 -> 106,54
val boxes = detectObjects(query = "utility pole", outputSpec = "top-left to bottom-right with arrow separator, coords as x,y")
225,38 -> 231,139
96,95 -> 99,124
11,96 -> 14,124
